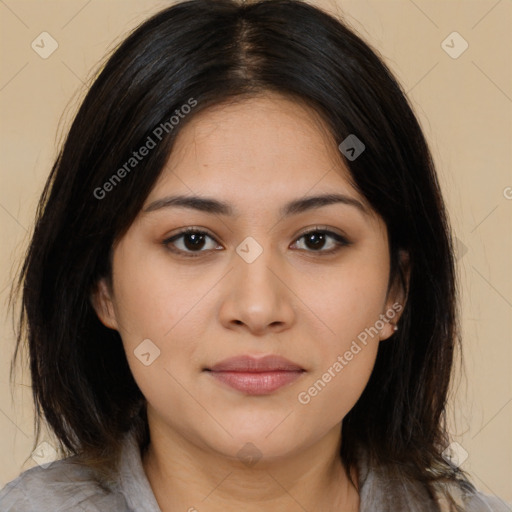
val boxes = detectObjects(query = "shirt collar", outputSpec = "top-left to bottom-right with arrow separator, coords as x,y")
117,432 -> 162,512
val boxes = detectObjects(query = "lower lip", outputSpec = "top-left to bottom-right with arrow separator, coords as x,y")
207,370 -> 304,395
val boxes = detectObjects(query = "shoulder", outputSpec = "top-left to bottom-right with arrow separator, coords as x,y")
356,451 -> 509,512
435,479 -> 511,512
462,489 -> 511,512
0,457 -> 130,512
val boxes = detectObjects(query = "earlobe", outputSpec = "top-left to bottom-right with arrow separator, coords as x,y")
378,318 -> 400,342
90,278 -> 118,330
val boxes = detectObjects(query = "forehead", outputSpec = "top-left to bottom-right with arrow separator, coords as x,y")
145,92 -> 374,220
173,94 -> 341,171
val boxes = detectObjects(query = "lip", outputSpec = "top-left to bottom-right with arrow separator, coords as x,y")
205,355 -> 305,395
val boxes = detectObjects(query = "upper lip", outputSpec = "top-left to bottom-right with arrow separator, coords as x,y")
207,355 -> 304,372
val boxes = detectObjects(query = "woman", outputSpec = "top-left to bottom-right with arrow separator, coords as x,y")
0,0 -> 507,510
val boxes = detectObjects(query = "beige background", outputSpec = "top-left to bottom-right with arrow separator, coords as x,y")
1,0 -> 511,505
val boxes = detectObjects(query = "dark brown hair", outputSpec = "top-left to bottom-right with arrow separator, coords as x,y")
12,0 -> 471,508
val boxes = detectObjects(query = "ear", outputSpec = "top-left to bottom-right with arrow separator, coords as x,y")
379,249 -> 410,341
90,277 -> 119,330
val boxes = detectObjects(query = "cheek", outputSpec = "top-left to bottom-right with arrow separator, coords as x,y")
292,259 -> 387,415
303,258 -> 390,343
109,246 -> 205,397
295,342 -> 378,430
110,241 -> 202,342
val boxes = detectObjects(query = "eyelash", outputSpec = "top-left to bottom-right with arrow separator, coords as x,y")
162,226 -> 352,259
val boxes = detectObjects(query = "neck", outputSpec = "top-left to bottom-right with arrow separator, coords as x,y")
142,416 -> 359,512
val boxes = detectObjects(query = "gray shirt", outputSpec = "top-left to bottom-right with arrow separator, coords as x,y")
0,433 -> 509,511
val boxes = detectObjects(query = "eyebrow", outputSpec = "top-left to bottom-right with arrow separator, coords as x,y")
143,193 -> 370,218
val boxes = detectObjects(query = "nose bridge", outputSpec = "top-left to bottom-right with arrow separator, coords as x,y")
219,233 -> 295,332
234,234 -> 280,292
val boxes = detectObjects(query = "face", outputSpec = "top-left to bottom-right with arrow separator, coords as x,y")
93,93 -> 407,463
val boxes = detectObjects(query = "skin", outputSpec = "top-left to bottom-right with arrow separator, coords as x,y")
93,92 -> 408,512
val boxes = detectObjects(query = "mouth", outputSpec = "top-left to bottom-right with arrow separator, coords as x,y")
203,355 -> 306,395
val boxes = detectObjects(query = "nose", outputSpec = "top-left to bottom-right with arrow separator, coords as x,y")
218,244 -> 296,336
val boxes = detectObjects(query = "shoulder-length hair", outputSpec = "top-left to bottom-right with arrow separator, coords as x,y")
12,0 -> 468,506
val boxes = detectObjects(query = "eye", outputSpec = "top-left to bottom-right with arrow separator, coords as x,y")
291,227 -> 351,254
163,228 -> 221,258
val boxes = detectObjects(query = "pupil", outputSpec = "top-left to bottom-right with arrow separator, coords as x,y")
185,233 -> 205,250
306,232 -> 325,250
